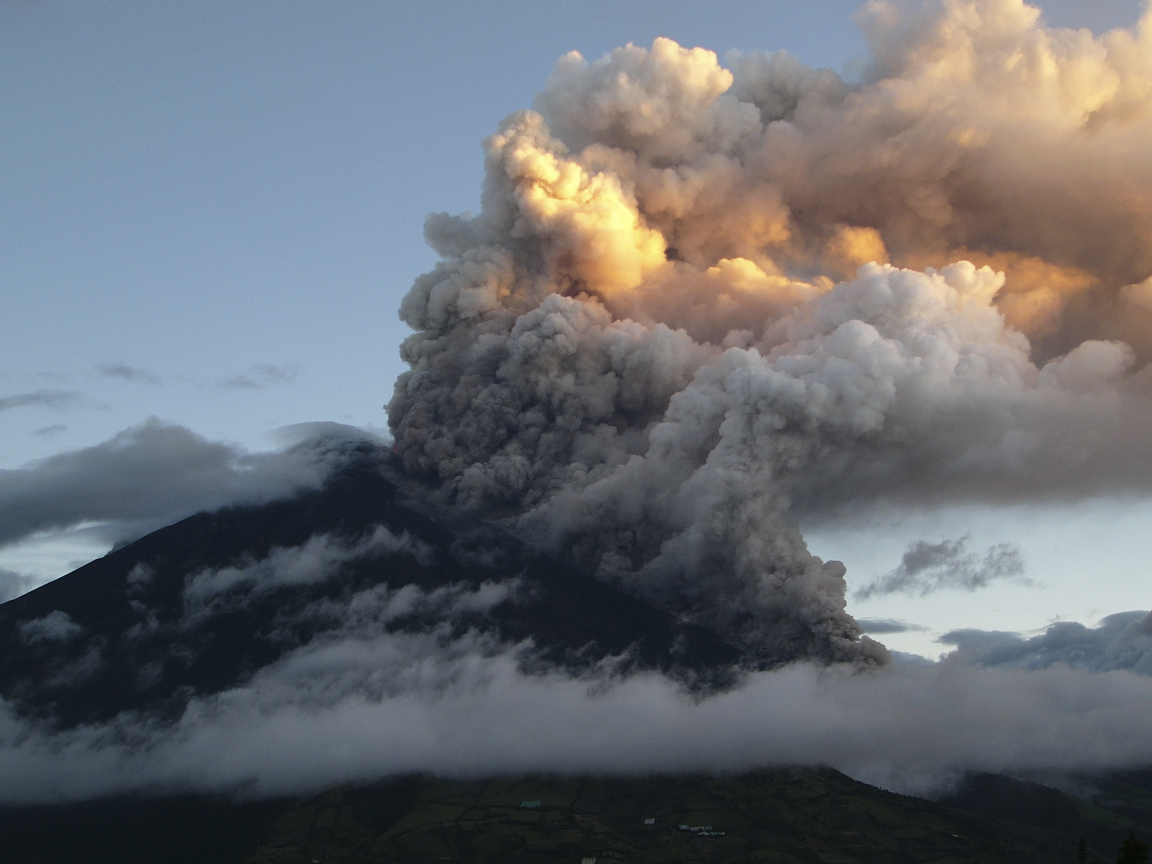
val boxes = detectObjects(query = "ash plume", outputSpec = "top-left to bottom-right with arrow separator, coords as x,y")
855,537 -> 1029,599
388,0 -> 1152,666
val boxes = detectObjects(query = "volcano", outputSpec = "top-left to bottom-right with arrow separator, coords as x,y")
2,442 -> 1152,864
0,442 -> 741,729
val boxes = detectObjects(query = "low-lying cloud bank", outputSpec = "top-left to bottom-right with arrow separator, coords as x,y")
1,615 -> 1151,805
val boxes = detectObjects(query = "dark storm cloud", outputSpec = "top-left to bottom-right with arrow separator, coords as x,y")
855,538 -> 1030,599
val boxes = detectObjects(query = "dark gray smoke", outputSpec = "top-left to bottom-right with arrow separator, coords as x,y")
855,537 -> 1029,599
388,0 -> 1152,666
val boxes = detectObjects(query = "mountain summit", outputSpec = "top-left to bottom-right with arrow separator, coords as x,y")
0,444 -> 741,729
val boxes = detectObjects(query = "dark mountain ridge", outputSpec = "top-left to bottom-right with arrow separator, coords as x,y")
0,445 -> 740,728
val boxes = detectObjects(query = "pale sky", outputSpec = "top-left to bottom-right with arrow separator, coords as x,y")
2,0 -> 1148,659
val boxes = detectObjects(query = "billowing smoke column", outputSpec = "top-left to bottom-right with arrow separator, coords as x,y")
389,0 -> 1152,665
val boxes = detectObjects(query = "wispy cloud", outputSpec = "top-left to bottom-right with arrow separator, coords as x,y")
856,618 -> 927,635
855,537 -> 1031,600
220,363 -> 299,391
0,389 -> 83,412
33,424 -> 67,437
97,363 -> 161,384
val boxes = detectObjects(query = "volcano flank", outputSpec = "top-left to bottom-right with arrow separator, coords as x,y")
0,443 -> 740,730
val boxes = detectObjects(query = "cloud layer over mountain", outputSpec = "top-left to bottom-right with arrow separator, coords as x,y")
2,620 -> 1152,804
945,610 -> 1152,674
3,426 -> 1148,804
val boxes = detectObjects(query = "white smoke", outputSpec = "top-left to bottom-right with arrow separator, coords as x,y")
388,0 -> 1152,665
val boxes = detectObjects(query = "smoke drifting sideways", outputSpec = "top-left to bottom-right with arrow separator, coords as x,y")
388,0 -> 1152,666
855,536 -> 1030,599
0,420 -> 378,599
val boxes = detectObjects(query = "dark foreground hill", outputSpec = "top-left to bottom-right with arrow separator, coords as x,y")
0,447 -> 739,727
2,767 -> 1151,864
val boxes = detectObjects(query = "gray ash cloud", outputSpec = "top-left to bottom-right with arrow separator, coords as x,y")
387,0 -> 1152,667
855,537 -> 1029,599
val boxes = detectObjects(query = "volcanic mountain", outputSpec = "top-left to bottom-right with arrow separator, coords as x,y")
2,441 -> 1152,864
0,442 -> 741,729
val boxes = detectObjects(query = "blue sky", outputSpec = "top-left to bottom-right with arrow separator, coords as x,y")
2,0 -> 1149,658
0,0 -> 877,465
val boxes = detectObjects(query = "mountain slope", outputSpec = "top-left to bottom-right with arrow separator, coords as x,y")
3,767 -> 1151,864
0,447 -> 740,728
939,771 -> 1152,862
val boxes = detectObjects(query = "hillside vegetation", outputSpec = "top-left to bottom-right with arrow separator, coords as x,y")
4,767 -> 1151,864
